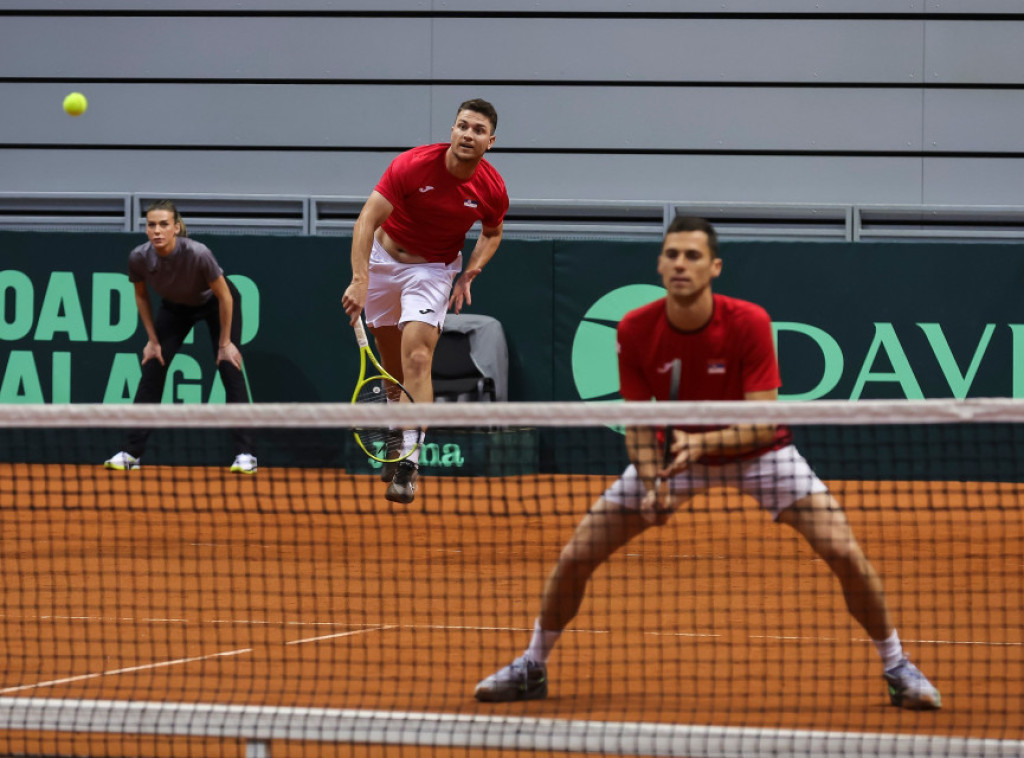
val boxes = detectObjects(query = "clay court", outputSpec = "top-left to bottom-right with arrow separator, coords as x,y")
1,464 -> 1021,756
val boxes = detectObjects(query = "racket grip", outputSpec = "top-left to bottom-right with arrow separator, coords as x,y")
353,316 -> 369,348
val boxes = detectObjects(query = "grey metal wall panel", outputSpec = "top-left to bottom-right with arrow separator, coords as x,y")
2,83 -> 925,153
926,21 -> 1024,84
0,84 -> 433,147
924,159 -> 1024,205
433,86 -> 924,152
434,1 -> 926,11
0,149 -> 391,196
431,19 -> 926,83
497,155 -> 925,205
0,1 -> 929,11
1,1 -> 1018,12
0,17 -> 431,79
0,1 -> 428,7
924,91 -> 1024,152
924,0 -> 1024,13
0,149 -> 927,206
0,8 -> 1020,214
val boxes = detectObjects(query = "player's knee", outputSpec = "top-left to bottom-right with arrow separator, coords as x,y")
403,348 -> 433,378
816,535 -> 863,571
556,546 -> 603,581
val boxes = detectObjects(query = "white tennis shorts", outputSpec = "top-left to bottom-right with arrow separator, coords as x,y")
603,444 -> 829,520
364,239 -> 461,329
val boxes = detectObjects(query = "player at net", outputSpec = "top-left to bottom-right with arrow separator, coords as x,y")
474,216 -> 942,711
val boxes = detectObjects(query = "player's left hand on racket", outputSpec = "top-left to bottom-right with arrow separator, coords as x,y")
350,315 -> 422,463
641,358 -> 681,525
641,437 -> 679,525
341,281 -> 368,325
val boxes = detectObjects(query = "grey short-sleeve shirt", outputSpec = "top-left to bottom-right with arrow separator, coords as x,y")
128,238 -> 224,307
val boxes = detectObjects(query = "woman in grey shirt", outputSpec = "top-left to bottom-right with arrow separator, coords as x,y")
104,200 -> 256,473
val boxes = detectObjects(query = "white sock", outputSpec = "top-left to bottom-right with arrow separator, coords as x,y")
525,618 -> 561,664
874,629 -> 904,671
404,429 -> 421,464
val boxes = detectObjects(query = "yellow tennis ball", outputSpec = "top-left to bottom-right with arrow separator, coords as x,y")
63,92 -> 88,117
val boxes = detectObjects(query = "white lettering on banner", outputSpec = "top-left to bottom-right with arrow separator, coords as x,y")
0,269 -> 261,403
775,322 -> 1012,400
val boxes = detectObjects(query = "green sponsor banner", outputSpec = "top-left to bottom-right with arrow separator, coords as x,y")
0,231 -> 553,405
4,230 -> 1024,478
550,238 -> 1024,478
554,239 -> 1024,404
344,427 -> 539,478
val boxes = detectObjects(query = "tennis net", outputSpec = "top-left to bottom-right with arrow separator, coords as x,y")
0,399 -> 1021,758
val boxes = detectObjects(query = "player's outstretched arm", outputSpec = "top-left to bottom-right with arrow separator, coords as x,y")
343,191 -> 394,324
450,222 -> 503,313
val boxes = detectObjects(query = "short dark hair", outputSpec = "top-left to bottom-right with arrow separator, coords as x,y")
665,215 -> 718,258
457,98 -> 498,133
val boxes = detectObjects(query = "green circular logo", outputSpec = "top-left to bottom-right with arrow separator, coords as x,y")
571,284 -> 664,420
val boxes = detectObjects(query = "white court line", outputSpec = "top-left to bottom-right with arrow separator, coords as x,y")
4,611 -> 1020,648
0,648 -> 252,694
286,625 -> 397,646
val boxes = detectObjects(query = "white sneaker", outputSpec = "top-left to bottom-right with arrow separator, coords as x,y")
104,451 -> 140,471
474,655 -> 548,702
230,453 -> 258,474
884,657 -> 941,710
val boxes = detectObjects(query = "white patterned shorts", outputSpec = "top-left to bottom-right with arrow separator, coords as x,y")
602,444 -> 829,520
364,239 -> 461,329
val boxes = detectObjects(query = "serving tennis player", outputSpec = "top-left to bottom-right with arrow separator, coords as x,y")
474,216 -> 941,711
341,98 -> 509,504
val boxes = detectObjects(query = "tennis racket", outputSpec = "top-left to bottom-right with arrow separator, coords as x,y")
650,358 -> 682,517
351,315 -> 421,463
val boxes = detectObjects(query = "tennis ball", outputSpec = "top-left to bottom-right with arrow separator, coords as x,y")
63,92 -> 88,117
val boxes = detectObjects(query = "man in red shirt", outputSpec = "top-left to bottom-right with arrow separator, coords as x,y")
342,99 -> 509,503
474,216 -> 941,712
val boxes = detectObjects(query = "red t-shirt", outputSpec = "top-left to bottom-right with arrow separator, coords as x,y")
374,143 -> 509,264
616,294 -> 792,463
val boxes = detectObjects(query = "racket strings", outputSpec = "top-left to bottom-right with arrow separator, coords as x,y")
353,377 -> 422,462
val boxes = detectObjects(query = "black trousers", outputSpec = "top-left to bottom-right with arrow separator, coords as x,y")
125,279 -> 253,458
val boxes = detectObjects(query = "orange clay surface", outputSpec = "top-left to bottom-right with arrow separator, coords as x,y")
0,464 -> 1021,757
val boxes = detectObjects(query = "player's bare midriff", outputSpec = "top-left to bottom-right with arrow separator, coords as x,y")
375,229 -> 429,265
